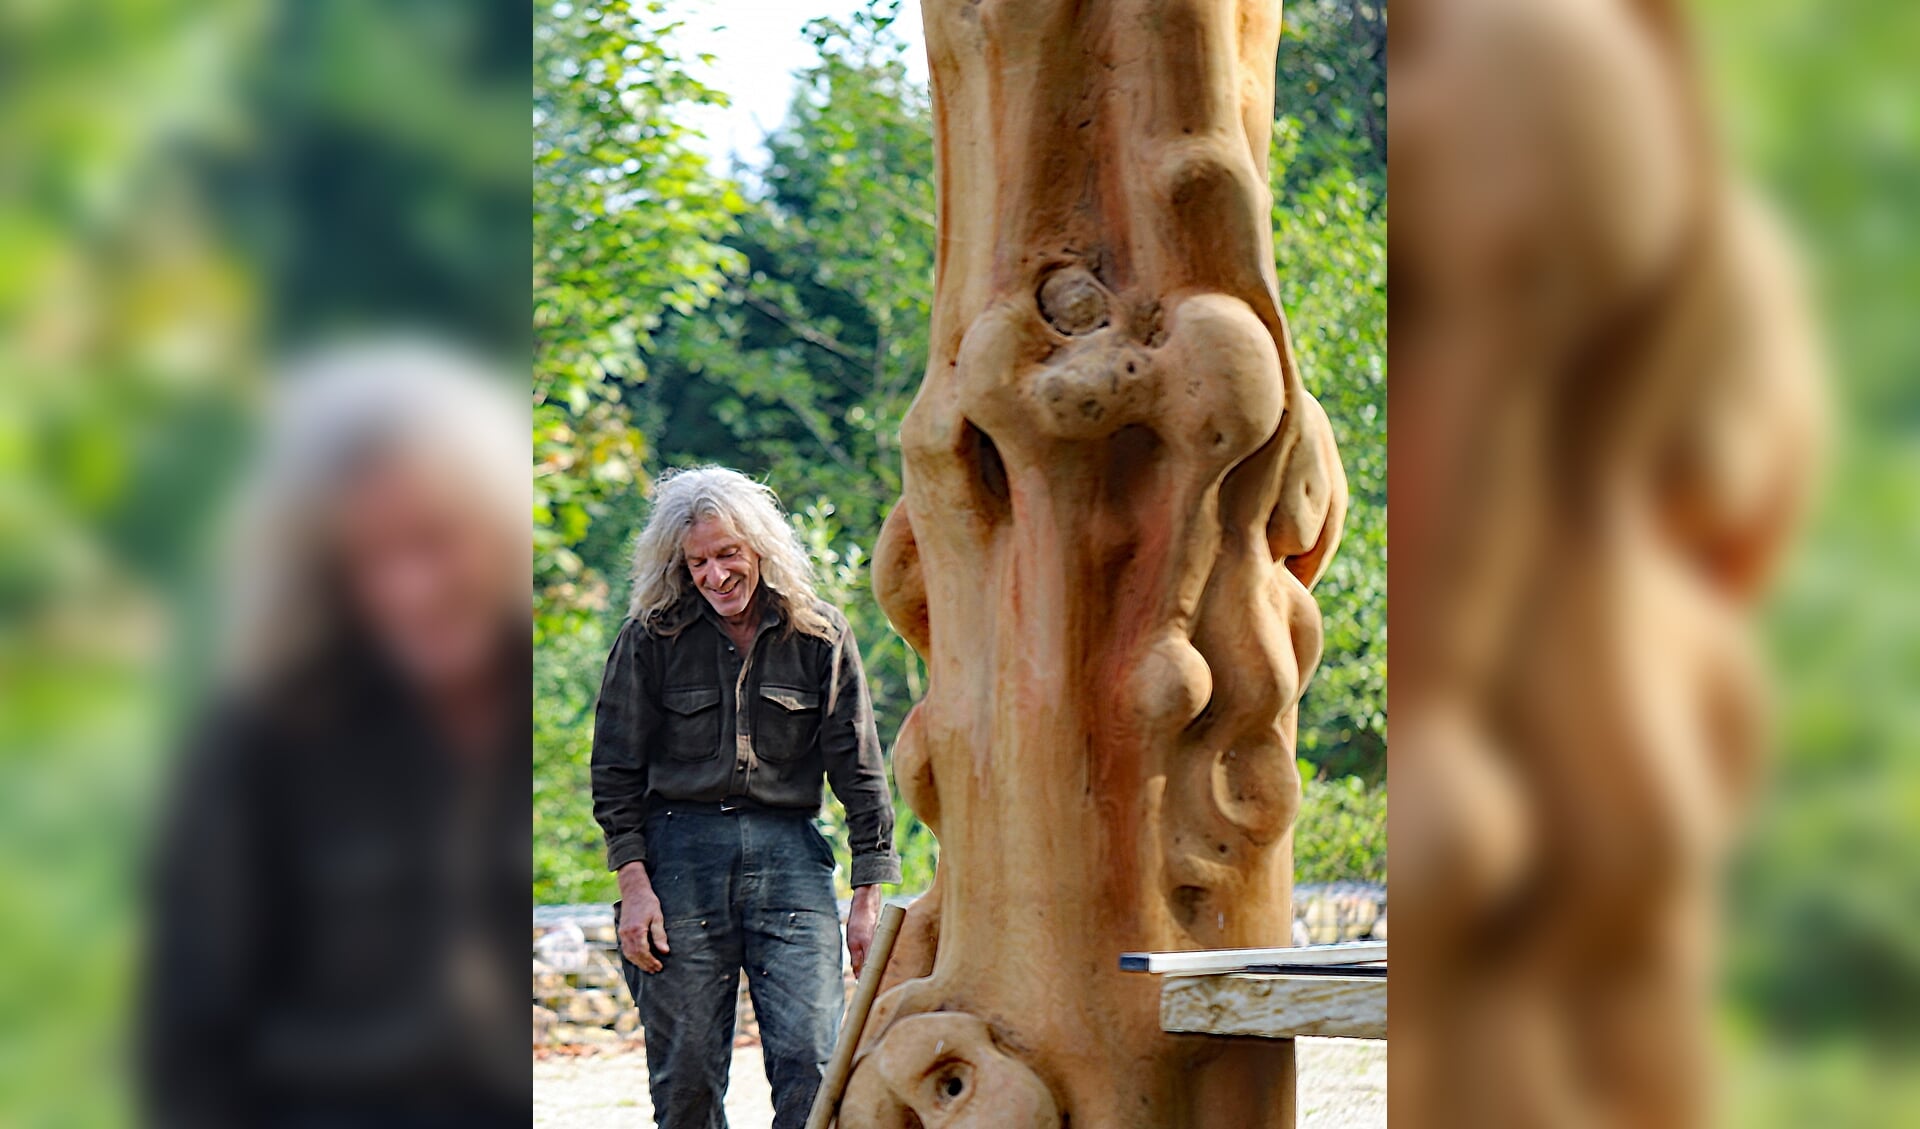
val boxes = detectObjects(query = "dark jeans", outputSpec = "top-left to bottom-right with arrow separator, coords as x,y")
619,808 -> 844,1129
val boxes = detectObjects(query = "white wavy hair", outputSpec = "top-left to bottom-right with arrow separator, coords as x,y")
628,466 -> 833,640
221,337 -> 529,685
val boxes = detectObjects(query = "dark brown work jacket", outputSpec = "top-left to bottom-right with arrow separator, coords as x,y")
589,593 -> 901,887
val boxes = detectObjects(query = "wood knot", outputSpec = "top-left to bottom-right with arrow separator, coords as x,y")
1036,267 -> 1110,336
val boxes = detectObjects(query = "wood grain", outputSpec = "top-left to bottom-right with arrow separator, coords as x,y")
1161,974 -> 1387,1041
839,1 -> 1347,1126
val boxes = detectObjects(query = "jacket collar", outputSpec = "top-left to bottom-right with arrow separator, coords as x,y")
690,586 -> 784,636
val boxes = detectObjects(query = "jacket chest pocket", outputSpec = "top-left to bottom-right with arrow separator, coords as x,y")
660,686 -> 722,762
753,685 -> 820,763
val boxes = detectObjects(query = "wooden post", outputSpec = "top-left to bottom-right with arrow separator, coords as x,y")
805,903 -> 908,1129
848,2 -> 1347,1125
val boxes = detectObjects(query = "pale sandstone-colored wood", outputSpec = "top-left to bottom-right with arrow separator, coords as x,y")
843,2 -> 1346,1127
1160,974 -> 1387,1041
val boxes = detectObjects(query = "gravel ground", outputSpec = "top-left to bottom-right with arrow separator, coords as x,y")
1295,1038 -> 1388,1129
534,1037 -> 1384,1128
535,1045 -> 775,1128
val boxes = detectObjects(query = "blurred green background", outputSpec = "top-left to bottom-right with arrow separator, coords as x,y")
1694,0 -> 1920,1123
531,0 -> 1388,907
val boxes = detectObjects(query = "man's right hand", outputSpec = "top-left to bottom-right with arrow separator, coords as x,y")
616,862 -> 670,973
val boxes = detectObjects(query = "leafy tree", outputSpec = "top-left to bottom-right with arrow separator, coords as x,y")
1693,0 -> 1920,1108
1295,764 -> 1389,886
533,0 -> 744,638
1273,115 -> 1387,782
1275,0 -> 1386,197
532,0 -> 746,903
232,0 -> 532,352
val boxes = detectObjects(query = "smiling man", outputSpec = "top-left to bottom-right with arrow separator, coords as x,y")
590,465 -> 899,1129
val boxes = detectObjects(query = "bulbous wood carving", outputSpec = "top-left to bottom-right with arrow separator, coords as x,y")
855,2 -> 1347,1125
1389,1 -> 1822,1126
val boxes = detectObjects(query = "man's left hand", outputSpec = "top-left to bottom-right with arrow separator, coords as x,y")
846,884 -> 883,976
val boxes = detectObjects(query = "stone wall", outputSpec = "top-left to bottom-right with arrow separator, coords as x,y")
531,904 -> 770,1050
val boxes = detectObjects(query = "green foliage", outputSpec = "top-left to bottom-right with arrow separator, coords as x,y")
1274,0 -> 1386,196
533,0 -> 746,638
1273,115 -> 1387,783
1265,2 -> 1389,782
237,0 -> 532,351
1726,443 -> 1920,1052
1293,765 -> 1388,887
533,621 -> 619,906
1720,1031 -> 1920,1129
1684,0 -> 1920,1117
1693,0 -> 1920,1026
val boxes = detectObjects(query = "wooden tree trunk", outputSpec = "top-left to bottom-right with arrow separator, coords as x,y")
849,3 -> 1347,1125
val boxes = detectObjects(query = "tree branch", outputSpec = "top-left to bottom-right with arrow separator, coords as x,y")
740,290 -> 867,368
769,383 -> 861,474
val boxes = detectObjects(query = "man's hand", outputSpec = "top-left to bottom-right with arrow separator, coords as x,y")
616,862 -> 670,973
846,884 -> 883,976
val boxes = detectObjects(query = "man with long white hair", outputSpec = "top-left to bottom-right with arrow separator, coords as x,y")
591,466 -> 899,1129
143,340 -> 531,1127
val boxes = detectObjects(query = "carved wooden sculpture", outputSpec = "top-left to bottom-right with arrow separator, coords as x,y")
852,2 -> 1347,1126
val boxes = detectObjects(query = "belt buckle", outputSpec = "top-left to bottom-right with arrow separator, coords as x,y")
718,797 -> 744,814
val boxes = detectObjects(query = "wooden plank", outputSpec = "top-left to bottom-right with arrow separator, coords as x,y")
1159,973 -> 1387,1041
1120,941 -> 1386,975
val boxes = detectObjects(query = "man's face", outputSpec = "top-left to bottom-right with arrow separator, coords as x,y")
683,514 -> 761,622
334,452 -> 516,693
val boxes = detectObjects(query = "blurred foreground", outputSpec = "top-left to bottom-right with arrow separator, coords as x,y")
140,344 -> 531,1126
0,2 -> 529,1125
1391,0 -> 1914,1127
